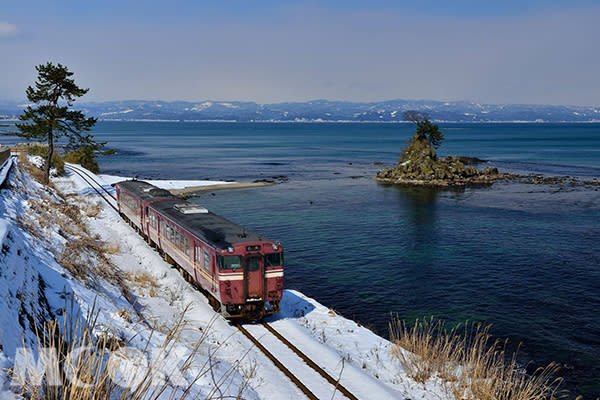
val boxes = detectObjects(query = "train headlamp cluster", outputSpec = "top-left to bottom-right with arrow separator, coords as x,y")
227,247 -> 234,253
272,244 -> 279,250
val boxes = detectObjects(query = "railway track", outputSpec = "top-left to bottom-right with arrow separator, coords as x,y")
64,163 -> 118,211
237,322 -> 359,400
65,165 -> 361,400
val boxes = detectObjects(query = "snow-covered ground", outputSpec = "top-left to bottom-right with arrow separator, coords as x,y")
97,173 -> 236,190
0,160 -> 447,399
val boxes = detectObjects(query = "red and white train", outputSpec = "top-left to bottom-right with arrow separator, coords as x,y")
115,180 -> 283,319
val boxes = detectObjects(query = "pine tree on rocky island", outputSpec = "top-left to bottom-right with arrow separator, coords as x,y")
16,62 -> 100,183
402,110 -> 444,150
376,110 -> 500,186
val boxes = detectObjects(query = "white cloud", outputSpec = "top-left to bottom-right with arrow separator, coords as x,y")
0,22 -> 17,37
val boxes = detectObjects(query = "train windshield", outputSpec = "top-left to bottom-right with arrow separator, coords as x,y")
264,252 -> 284,267
218,255 -> 242,270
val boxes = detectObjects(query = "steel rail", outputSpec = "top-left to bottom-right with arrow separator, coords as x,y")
64,165 -> 118,212
261,322 -> 359,400
65,163 -> 116,200
235,323 -> 320,400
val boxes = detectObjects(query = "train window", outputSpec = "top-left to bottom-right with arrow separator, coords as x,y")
264,252 -> 283,267
195,246 -> 202,264
203,251 -> 210,271
175,231 -> 180,247
185,238 -> 190,256
217,255 -> 242,270
247,256 -> 260,271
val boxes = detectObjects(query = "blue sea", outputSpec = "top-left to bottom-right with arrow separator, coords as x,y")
3,121 -> 599,397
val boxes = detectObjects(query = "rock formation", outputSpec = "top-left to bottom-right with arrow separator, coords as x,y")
375,133 -> 502,187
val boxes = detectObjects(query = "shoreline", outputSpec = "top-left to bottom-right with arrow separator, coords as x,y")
3,118 -> 600,124
168,181 -> 275,196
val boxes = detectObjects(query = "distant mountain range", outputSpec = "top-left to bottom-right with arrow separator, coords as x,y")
1,99 -> 599,122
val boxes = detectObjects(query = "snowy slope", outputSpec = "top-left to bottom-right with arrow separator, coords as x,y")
0,160 -> 449,399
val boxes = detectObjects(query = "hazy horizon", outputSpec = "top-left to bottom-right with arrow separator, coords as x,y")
2,98 -> 599,109
2,1 -> 599,106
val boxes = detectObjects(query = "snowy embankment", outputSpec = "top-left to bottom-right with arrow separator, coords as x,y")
0,160 -> 445,399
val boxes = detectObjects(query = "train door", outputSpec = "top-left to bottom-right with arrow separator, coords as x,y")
138,204 -> 144,230
245,255 -> 264,299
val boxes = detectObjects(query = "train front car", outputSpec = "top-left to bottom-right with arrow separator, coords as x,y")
149,199 -> 284,320
218,240 -> 284,319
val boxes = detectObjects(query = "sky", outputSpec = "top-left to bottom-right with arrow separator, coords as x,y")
1,0 -> 599,106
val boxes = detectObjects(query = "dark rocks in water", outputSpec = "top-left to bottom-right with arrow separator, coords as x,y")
505,174 -> 600,187
373,161 -> 384,165
271,175 -> 289,182
375,134 -> 503,187
443,155 -> 488,164
481,167 -> 499,176
585,178 -> 599,186
252,175 -> 288,184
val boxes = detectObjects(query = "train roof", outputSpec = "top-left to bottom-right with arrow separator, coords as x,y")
116,180 -> 176,203
150,199 -> 269,249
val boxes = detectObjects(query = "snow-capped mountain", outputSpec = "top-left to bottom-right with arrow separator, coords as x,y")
1,99 -> 599,122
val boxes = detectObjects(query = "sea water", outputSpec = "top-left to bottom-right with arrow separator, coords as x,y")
3,121 -> 598,396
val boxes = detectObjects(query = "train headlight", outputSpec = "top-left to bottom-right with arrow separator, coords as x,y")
272,244 -> 279,250
227,247 -> 234,253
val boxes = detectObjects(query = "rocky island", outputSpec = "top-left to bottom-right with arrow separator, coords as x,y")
376,111 -> 503,187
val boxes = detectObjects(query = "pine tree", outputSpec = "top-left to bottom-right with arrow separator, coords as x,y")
403,110 -> 445,149
16,62 -> 99,183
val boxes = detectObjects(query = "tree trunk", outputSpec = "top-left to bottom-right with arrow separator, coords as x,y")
44,130 -> 53,184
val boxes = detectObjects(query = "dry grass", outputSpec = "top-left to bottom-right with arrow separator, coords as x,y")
10,303 -> 247,400
19,191 -> 121,288
82,202 -> 102,218
390,317 -> 565,400
125,272 -> 159,297
117,308 -> 133,323
18,152 -> 51,186
56,234 -> 120,285
103,241 -> 121,255
67,196 -> 103,219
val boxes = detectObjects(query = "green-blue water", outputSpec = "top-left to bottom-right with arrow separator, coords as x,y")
3,122 -> 599,396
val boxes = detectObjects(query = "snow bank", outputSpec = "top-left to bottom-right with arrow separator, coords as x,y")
0,164 -> 258,399
0,160 -> 449,399
0,157 -> 14,187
